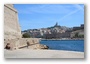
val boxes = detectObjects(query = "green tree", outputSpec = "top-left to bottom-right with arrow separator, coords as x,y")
22,33 -> 30,38
75,32 -> 79,38
78,35 -> 84,38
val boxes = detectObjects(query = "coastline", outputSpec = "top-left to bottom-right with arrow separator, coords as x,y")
41,38 -> 84,41
4,49 -> 84,58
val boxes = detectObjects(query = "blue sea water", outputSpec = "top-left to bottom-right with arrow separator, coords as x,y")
40,40 -> 84,52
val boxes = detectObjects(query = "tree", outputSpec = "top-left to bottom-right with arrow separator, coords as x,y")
78,35 -> 84,38
75,32 -> 78,37
22,33 -> 30,38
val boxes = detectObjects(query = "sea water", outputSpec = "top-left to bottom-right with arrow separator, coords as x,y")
40,40 -> 84,52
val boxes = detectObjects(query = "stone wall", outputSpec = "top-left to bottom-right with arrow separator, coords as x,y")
4,4 -> 21,40
4,38 -> 48,50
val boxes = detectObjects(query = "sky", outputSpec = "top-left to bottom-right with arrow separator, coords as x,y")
14,4 -> 84,31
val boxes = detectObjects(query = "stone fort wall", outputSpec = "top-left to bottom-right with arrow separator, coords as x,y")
4,4 -> 48,50
4,4 -> 21,39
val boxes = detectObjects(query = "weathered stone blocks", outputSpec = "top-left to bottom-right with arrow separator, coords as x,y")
4,4 -> 21,40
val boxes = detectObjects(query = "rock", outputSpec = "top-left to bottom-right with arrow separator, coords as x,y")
44,45 -> 49,49
5,43 -> 11,50
39,44 -> 49,49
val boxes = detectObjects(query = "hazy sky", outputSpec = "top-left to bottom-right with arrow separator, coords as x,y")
14,4 -> 84,31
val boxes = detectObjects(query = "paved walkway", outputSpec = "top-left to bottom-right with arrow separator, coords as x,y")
4,49 -> 84,58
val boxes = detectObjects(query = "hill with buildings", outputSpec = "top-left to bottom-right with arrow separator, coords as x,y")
22,22 -> 84,39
